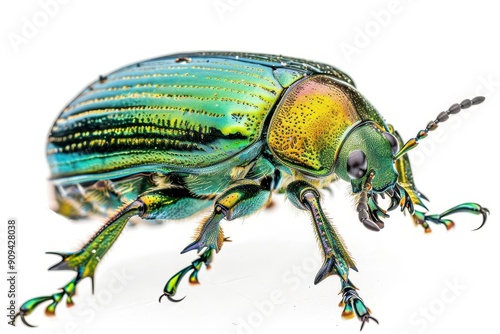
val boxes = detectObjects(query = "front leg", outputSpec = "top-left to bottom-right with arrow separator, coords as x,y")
390,127 -> 489,232
287,180 -> 378,330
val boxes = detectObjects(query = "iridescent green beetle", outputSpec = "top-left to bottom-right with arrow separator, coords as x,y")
15,52 -> 489,329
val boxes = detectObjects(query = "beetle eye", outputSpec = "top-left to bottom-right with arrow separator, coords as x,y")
383,133 -> 399,155
347,150 -> 367,179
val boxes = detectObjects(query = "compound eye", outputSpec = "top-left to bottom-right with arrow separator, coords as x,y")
347,150 -> 367,179
383,132 -> 399,155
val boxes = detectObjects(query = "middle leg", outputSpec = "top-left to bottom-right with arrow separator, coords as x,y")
161,178 -> 272,302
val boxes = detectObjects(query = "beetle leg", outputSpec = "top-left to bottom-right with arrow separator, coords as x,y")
14,200 -> 143,326
286,180 -> 377,330
15,188 -> 211,326
411,203 -> 489,232
161,179 -> 272,303
340,279 -> 379,330
390,126 -> 489,232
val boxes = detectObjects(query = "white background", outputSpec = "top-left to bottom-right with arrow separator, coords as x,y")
1,1 -> 500,334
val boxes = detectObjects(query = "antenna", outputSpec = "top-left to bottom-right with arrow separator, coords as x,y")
393,96 -> 485,161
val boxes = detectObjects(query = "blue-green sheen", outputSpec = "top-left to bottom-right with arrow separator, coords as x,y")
47,52 -> 356,185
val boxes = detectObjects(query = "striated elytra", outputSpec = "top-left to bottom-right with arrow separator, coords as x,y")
16,52 -> 489,330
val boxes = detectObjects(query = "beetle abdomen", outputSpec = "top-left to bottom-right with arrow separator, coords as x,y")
47,57 -> 285,182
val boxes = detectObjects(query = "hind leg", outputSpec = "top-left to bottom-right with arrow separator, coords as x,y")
15,187 -> 211,327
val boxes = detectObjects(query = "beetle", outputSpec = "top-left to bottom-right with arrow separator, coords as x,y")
15,52 -> 489,329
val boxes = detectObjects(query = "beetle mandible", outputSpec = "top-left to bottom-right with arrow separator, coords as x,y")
15,52 -> 489,330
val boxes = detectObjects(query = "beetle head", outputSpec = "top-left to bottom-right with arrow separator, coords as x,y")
335,122 -> 398,193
